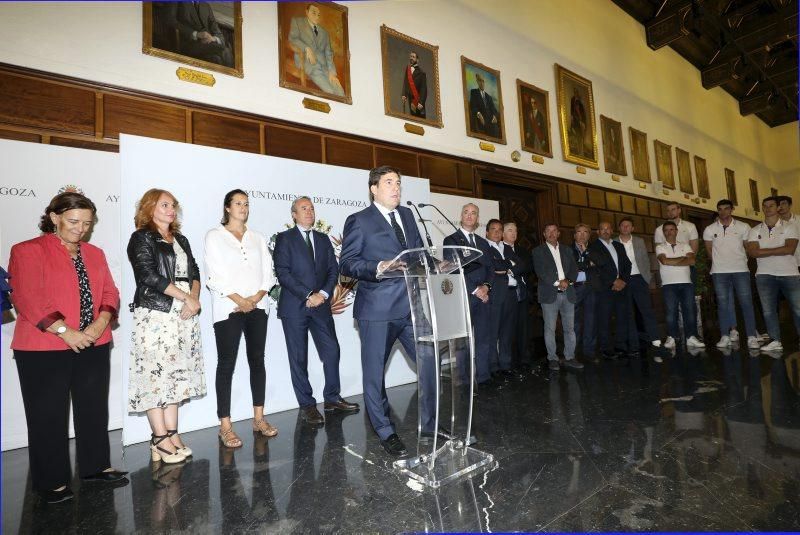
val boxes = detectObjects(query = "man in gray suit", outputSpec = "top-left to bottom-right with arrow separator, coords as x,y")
615,217 -> 662,354
288,3 -> 345,97
532,223 -> 583,371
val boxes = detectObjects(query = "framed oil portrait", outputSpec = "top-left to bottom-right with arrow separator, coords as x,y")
654,140 -> 675,189
517,80 -> 552,157
380,25 -> 442,128
600,115 -> 626,176
749,179 -> 760,212
555,64 -> 598,169
143,2 -> 243,77
278,2 -> 351,104
629,127 -> 651,182
725,168 -> 738,205
461,56 -> 506,144
675,148 -> 694,194
694,156 -> 710,198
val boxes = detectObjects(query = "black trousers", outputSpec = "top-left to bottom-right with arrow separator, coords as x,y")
15,343 -> 111,491
213,309 -> 268,419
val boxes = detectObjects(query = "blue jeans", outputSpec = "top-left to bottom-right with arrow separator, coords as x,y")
712,272 -> 758,338
662,283 -> 697,339
754,275 -> 800,341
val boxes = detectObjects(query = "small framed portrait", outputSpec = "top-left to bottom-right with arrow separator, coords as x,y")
654,139 -> 675,189
143,2 -> 243,77
600,115 -> 626,176
725,168 -> 738,205
380,25 -> 442,128
555,64 -> 598,168
675,148 -> 694,194
278,2 -> 351,104
517,80 -> 552,158
694,156 -> 710,198
749,179 -> 760,212
629,127 -> 651,182
461,56 -> 506,144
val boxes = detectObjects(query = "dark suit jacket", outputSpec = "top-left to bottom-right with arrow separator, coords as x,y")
401,65 -> 427,109
532,242 -> 579,304
443,230 -> 494,295
469,88 -> 500,137
274,226 -> 338,319
340,204 -> 423,321
571,242 -> 601,290
504,242 -> 531,301
176,2 -> 223,42
587,239 -> 632,289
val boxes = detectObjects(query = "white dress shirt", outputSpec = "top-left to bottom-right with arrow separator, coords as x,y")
295,225 -> 329,299
375,202 -> 406,242
503,242 -> 518,287
204,226 -> 274,323
618,236 -> 639,275
547,242 -> 566,286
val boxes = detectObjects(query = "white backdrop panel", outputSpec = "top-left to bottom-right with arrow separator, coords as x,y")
119,135 -> 430,446
0,140 -> 122,451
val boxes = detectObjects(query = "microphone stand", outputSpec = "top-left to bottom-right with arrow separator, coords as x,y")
419,202 -> 459,233
407,201 -> 435,249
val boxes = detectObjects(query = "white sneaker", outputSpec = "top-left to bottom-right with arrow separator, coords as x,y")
664,336 -> 676,349
729,329 -> 739,342
687,336 -> 706,348
716,336 -> 731,348
761,340 -> 783,352
747,336 -> 761,349
651,339 -> 662,348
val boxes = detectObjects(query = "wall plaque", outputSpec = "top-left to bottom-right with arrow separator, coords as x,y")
302,98 -> 331,113
176,67 -> 216,87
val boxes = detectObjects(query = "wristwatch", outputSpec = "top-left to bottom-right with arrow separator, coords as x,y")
56,325 -> 67,335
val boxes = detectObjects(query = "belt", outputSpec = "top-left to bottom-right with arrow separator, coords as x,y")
573,282 -> 585,287
175,277 -> 190,283
508,285 -> 518,289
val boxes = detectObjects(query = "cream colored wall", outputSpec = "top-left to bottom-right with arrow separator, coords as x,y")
0,0 -> 796,206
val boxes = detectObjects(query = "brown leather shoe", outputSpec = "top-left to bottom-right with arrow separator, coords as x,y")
323,398 -> 360,412
301,406 -> 324,425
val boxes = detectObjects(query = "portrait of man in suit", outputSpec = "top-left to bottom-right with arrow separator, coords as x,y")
518,80 -> 552,157
274,196 -> 359,426
145,2 -> 241,76
462,56 -> 506,144
279,2 -> 350,103
380,25 -> 443,128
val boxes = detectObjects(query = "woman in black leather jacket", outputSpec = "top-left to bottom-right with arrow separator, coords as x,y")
127,188 -> 206,464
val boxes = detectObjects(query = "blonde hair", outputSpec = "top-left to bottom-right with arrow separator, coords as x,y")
134,188 -> 181,233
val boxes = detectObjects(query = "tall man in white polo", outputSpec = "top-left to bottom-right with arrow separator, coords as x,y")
746,196 -> 800,352
703,199 -> 760,349
654,202 -> 699,253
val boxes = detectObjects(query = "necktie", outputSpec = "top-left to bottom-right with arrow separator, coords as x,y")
304,230 -> 314,261
468,233 -> 476,248
313,25 -> 318,36
388,211 -> 407,249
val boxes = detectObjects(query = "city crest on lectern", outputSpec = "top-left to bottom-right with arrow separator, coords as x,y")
441,278 -> 454,295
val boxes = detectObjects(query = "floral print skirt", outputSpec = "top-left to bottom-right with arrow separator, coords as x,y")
128,283 -> 206,413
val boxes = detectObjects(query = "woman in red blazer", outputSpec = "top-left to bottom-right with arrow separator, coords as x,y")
8,192 -> 127,504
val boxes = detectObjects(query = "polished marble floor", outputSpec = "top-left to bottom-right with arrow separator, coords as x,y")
4,339 -> 800,533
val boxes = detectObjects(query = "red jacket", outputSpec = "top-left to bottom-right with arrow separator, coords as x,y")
8,233 -> 119,351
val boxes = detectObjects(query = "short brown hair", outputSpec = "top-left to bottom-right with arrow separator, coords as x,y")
39,192 -> 97,233
134,188 -> 181,233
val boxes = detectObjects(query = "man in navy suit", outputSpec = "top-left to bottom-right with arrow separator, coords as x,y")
484,219 -> 513,379
274,197 -> 359,425
587,221 -> 633,359
340,166 -> 434,456
443,203 -> 496,389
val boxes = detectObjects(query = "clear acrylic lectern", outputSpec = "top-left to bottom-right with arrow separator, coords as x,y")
378,245 -> 497,488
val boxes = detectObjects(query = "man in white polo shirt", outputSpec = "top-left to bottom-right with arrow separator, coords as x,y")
777,195 -> 800,270
654,202 -> 699,253
656,221 -> 705,349
703,199 -> 760,349
747,196 -> 800,352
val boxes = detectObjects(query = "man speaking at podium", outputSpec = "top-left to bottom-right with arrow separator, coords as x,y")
340,165 -> 434,456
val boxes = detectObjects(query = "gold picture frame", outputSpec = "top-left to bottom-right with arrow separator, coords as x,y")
749,178 -> 760,212
517,80 -> 552,158
380,25 -> 442,128
695,156 -> 710,198
675,148 -> 694,194
461,56 -> 506,144
629,127 -> 651,182
654,139 -> 675,189
278,2 -> 351,104
725,168 -> 738,205
555,64 -> 598,169
600,115 -> 626,176
142,2 -> 243,78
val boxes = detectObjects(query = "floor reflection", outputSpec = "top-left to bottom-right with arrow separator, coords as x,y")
3,344 -> 800,532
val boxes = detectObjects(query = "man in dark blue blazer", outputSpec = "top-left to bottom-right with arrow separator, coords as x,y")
587,221 -> 633,359
275,196 -> 360,426
340,166 -> 434,456
443,203 -> 496,389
